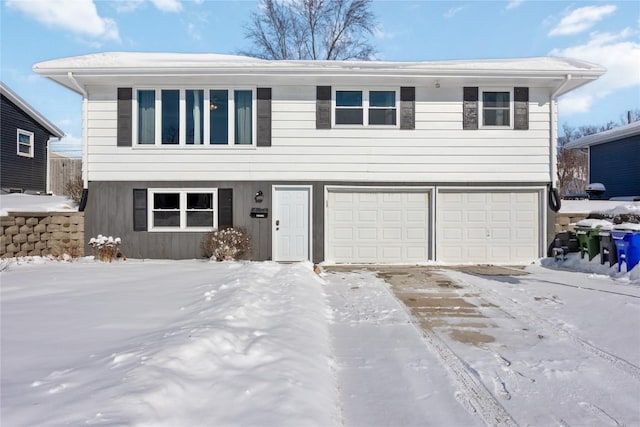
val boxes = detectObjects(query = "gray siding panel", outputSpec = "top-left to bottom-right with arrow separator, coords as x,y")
86,180 -> 546,262
0,94 -> 51,192
590,137 -> 640,197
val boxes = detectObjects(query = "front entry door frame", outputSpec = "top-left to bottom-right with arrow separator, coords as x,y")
272,185 -> 313,262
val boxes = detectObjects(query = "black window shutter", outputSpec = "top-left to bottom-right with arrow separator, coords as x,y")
316,86 -> 331,129
218,188 -> 233,228
400,87 -> 415,130
463,87 -> 478,130
117,88 -> 133,146
133,189 -> 147,231
514,87 -> 529,130
257,88 -> 272,146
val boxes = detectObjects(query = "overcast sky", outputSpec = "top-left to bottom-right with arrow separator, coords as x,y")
1,0 -> 639,157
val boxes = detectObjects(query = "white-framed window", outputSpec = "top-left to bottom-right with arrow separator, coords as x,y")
148,188 -> 218,232
480,88 -> 513,128
17,129 -> 34,157
134,88 -> 255,147
334,89 -> 398,127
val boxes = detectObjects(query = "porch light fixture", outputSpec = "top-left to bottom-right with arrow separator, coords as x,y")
254,190 -> 264,203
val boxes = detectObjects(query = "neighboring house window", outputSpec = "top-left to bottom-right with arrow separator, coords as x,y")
134,88 -> 254,146
481,90 -> 512,127
334,89 -> 398,126
148,189 -> 217,231
17,129 -> 34,157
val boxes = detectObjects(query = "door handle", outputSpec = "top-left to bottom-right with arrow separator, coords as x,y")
276,220 -> 280,226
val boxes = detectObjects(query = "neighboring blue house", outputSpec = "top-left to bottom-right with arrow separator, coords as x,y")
565,120 -> 640,199
1,82 -> 64,194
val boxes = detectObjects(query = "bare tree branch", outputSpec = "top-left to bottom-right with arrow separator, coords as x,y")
241,0 -> 376,60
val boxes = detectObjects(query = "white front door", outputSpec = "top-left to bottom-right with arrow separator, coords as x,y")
273,186 -> 311,262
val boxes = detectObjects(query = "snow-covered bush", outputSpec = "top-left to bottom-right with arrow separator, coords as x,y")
89,234 -> 121,262
201,227 -> 250,261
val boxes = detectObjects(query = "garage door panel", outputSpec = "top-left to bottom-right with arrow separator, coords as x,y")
437,190 -> 539,263
327,190 -> 430,263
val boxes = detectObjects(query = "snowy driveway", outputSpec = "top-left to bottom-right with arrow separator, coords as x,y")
1,258 -> 639,426
325,264 -> 640,426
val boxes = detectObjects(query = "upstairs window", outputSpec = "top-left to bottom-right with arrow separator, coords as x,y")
334,89 -> 398,127
17,129 -> 34,157
482,91 -> 511,127
134,89 -> 254,146
336,91 -> 363,125
369,91 -> 396,125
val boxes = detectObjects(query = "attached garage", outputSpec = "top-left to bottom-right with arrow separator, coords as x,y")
436,190 -> 541,263
326,188 -> 431,263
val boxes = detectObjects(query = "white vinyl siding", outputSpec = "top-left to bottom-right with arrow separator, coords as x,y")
84,84 -> 551,183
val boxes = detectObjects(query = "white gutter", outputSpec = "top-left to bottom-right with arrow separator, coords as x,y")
67,72 -> 89,187
549,74 -> 572,187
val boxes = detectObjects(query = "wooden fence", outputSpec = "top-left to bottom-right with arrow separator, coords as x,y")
50,157 -> 82,196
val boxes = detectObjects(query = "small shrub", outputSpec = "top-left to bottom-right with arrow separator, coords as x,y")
48,242 -> 82,261
202,227 -> 250,261
89,234 -> 121,262
65,174 -> 84,205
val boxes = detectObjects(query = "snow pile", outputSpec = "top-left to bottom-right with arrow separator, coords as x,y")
0,193 -> 76,216
542,252 -> 640,282
1,261 -> 340,426
559,199 -> 629,214
575,218 -> 613,229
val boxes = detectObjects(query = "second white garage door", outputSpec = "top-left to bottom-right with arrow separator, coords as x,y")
326,190 -> 430,263
436,190 -> 540,263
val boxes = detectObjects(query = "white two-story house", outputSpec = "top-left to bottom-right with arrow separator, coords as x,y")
33,53 -> 604,263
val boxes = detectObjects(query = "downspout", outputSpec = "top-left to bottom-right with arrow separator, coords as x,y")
67,72 -> 89,188
550,74 -> 572,188
543,74 -> 572,256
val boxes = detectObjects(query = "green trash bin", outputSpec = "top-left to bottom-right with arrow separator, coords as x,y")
575,226 -> 601,260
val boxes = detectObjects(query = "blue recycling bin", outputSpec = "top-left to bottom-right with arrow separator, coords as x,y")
611,230 -> 640,272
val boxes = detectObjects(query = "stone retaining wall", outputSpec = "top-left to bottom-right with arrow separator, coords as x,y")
0,212 -> 84,258
554,213 -> 588,234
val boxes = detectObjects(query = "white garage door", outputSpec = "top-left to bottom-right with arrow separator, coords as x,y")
326,190 -> 430,263
437,191 -> 540,263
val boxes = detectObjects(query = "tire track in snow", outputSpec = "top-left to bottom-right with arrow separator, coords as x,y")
378,283 -> 519,427
446,271 -> 640,382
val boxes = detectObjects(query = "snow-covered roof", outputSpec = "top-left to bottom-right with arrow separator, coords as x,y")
0,81 -> 64,138
33,52 -> 605,96
564,120 -> 640,149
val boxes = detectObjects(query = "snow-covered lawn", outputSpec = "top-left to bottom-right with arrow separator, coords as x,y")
1,257 -> 639,426
0,193 -> 76,216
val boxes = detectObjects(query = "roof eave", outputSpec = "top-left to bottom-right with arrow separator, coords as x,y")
0,81 -> 65,138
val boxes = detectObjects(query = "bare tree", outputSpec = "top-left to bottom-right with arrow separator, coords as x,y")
557,124 -> 589,196
242,0 -> 376,60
